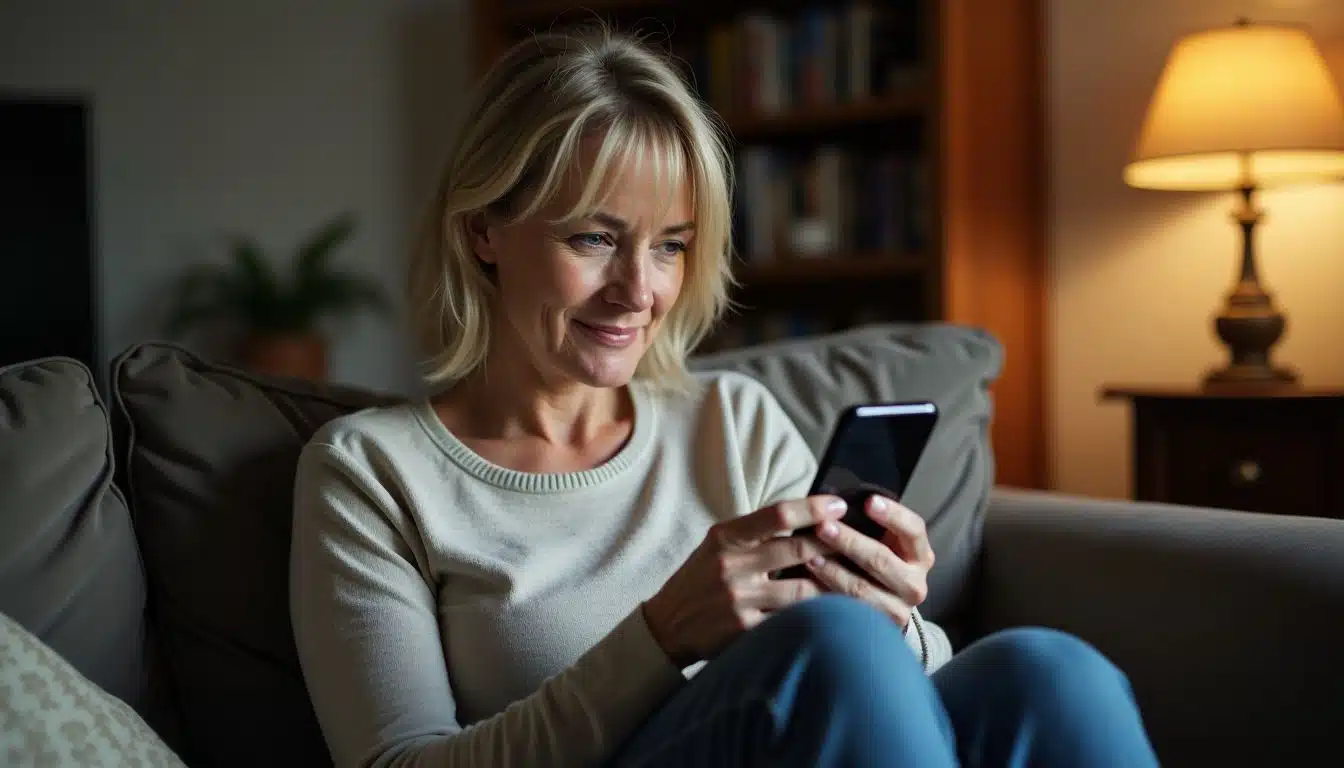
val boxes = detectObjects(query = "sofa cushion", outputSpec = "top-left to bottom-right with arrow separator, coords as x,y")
0,609 -> 185,767
0,358 -> 147,712
111,343 -> 393,768
690,323 -> 1002,625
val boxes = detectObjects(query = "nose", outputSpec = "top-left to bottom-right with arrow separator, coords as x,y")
604,250 -> 653,312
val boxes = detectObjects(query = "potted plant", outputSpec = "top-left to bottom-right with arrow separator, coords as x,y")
166,212 -> 388,380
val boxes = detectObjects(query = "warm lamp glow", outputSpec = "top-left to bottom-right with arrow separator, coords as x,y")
1125,21 -> 1344,191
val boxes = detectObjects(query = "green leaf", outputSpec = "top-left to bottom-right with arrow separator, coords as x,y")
162,214 -> 382,337
295,212 -> 357,282
224,235 -> 286,328
296,271 -> 390,321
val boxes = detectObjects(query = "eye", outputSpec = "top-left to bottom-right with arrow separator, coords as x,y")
568,232 -> 612,252
655,240 -> 687,259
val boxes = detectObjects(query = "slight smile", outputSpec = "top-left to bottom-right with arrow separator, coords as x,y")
573,320 -> 641,348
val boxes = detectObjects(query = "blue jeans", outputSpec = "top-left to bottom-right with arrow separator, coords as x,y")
611,595 -> 1158,767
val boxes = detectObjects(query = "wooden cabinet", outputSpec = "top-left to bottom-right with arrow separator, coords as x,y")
1103,387 -> 1344,519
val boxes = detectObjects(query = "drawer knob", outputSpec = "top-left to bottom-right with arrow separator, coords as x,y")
1232,459 -> 1262,485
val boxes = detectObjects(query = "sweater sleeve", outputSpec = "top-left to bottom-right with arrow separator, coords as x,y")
746,380 -> 954,676
906,608 -> 954,674
290,442 -> 686,768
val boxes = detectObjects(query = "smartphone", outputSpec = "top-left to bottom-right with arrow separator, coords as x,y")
775,401 -> 938,582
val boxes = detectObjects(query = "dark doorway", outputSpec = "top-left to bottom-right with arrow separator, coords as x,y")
0,94 -> 100,385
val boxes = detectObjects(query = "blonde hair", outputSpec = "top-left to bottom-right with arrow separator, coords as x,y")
408,25 -> 735,389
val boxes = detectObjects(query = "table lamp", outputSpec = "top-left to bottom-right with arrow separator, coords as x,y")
1124,19 -> 1344,388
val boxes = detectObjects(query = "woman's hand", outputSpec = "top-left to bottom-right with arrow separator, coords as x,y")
641,496 -> 847,667
804,495 -> 934,630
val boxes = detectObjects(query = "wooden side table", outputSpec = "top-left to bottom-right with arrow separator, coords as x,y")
1101,386 -> 1344,520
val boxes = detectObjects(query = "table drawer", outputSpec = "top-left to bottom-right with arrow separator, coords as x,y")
1107,385 -> 1344,521
1156,421 -> 1329,517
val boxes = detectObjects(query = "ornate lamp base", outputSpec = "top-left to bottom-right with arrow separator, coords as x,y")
1202,187 -> 1299,391
1203,294 -> 1297,388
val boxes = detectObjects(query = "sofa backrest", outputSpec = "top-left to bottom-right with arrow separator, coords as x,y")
1,323 -> 999,766
0,358 -> 147,710
111,343 -> 391,767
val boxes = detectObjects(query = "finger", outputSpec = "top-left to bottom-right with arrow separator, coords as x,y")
746,576 -> 823,611
751,533 -> 833,573
867,496 -> 935,568
716,495 -> 847,549
816,520 -> 927,605
806,556 -> 912,627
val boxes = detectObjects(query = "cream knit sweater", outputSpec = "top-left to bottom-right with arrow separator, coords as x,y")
290,371 -> 951,767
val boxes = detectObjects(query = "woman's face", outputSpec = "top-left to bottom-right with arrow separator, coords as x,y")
473,136 -> 692,391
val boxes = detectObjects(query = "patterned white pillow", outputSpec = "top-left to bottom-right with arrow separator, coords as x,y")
0,611 -> 185,767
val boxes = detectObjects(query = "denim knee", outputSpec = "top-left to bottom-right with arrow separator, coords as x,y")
974,627 -> 1133,704
766,595 -> 923,681
771,594 -> 898,642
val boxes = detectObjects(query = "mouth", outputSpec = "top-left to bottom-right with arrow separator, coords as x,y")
573,319 -> 641,348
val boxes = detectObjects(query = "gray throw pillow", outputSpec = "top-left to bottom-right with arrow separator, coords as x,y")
690,323 -> 1002,625
0,357 -> 147,713
111,343 -> 392,768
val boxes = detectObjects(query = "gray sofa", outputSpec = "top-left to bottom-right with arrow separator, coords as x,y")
2,324 -> 1341,767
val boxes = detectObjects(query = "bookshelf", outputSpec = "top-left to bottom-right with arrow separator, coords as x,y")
471,0 -> 1048,489
725,91 -> 928,139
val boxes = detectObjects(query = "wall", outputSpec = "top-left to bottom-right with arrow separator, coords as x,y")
0,0 -> 472,394
1049,0 -> 1344,498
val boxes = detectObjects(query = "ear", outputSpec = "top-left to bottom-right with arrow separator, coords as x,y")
466,210 -> 498,265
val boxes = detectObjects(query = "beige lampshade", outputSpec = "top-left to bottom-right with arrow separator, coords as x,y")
1125,21 -> 1344,191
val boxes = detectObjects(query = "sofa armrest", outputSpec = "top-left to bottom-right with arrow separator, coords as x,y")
974,488 -> 1344,766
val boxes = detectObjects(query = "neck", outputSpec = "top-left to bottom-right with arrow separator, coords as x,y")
438,330 -> 629,449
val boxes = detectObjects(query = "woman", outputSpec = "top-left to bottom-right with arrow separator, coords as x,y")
290,27 -> 1158,768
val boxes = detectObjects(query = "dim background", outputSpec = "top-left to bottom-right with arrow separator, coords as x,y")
2,0 -> 1342,499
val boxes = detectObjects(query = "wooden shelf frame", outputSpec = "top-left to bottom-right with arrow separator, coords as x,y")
722,87 -> 930,141
735,253 -> 925,287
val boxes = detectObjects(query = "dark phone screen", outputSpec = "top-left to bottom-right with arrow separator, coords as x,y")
777,402 -> 938,581
812,402 -> 938,504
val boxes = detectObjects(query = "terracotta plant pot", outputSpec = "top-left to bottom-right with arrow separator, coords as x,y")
240,332 -> 328,381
